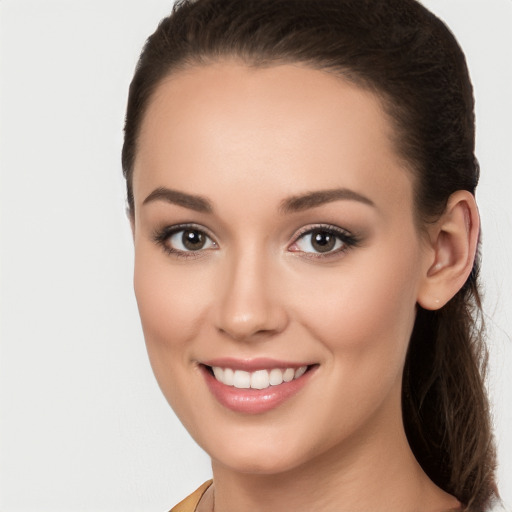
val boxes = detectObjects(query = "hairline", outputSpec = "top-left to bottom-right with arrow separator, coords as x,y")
129,54 -> 430,231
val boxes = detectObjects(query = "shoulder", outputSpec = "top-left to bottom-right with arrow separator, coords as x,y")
169,480 -> 213,512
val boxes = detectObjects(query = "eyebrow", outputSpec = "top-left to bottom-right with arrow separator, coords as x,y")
142,186 -> 374,215
279,188 -> 375,213
142,187 -> 213,213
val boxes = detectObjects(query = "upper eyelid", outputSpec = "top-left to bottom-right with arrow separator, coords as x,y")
154,222 -> 216,239
291,223 -> 352,240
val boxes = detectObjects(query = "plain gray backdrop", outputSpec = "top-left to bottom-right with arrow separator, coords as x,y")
1,1 -> 511,510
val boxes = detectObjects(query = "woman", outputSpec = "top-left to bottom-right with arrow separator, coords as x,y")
122,0 -> 501,510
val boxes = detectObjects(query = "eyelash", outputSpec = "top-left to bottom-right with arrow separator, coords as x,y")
152,223 -> 218,260
288,224 -> 360,259
152,223 -> 360,260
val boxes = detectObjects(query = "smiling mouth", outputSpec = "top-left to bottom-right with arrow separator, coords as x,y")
200,362 -> 318,414
205,365 -> 312,390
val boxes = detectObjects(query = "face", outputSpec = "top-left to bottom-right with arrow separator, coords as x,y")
132,61 -> 431,475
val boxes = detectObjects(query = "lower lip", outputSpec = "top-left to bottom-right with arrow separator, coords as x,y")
200,365 -> 316,414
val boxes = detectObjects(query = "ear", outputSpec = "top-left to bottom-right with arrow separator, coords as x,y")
417,190 -> 480,310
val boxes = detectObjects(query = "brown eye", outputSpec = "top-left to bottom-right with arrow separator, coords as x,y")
289,225 -> 357,257
182,229 -> 206,250
160,226 -> 217,254
310,230 -> 336,253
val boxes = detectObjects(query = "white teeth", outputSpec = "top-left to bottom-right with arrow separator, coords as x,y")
211,365 -> 309,389
269,368 -> 284,386
233,370 -> 251,389
212,367 -> 224,381
223,367 -> 234,386
251,370 -> 269,390
283,368 -> 295,382
295,366 -> 307,379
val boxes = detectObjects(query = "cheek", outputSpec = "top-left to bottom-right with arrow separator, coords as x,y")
133,247 -> 210,364
291,240 -> 421,362
132,249 -> 212,425
284,247 -> 422,439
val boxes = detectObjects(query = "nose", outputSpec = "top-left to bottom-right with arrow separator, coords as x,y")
214,248 -> 288,342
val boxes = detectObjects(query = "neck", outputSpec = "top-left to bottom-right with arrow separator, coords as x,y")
207,397 -> 459,512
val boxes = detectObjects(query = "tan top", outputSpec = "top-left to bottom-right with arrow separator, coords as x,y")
168,480 -> 493,512
169,480 -> 213,512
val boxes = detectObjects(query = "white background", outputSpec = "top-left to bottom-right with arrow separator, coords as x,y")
0,1 -> 511,510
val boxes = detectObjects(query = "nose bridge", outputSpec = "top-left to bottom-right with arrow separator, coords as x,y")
215,242 -> 287,341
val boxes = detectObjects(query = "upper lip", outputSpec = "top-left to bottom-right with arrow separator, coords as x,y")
200,357 -> 314,372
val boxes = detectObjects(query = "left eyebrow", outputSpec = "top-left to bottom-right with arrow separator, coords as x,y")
279,188 -> 375,214
142,187 -> 213,213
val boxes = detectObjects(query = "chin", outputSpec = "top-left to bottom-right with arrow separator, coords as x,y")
202,426 -> 327,477
213,450 -> 306,476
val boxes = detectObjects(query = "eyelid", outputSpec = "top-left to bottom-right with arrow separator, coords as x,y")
291,223 -> 352,239
288,223 -> 360,258
152,222 -> 218,258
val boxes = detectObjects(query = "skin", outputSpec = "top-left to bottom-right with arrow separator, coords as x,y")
131,61 -> 478,512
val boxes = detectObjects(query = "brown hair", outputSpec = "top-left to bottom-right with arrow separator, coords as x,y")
122,0 -> 498,509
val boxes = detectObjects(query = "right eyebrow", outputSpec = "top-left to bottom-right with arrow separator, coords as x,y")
142,187 -> 213,213
279,188 -> 375,214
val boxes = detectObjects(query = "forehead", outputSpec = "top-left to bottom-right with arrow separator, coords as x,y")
133,61 -> 414,218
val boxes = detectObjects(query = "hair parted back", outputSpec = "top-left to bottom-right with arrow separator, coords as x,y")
122,0 -> 498,509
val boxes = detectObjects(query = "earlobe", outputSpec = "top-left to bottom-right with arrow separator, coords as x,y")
417,190 -> 479,310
